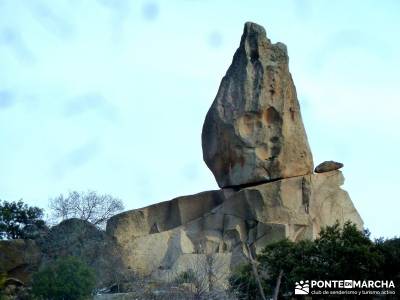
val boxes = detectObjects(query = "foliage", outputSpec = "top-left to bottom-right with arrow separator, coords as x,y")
229,221 -> 398,299
312,222 -> 383,280
48,190 -> 124,228
259,238 -> 317,297
31,256 -> 96,300
376,237 -> 400,282
0,200 -> 46,240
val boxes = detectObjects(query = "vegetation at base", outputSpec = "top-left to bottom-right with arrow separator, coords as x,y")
230,263 -> 265,300
31,256 -> 96,300
229,221 -> 400,299
376,237 -> 400,283
0,200 -> 46,239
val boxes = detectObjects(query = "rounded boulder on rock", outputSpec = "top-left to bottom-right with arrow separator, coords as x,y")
314,161 -> 344,173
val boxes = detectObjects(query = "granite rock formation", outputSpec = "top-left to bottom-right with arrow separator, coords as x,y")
0,22 -> 363,293
37,218 -> 127,287
107,170 -> 362,281
0,239 -> 41,284
0,219 -> 127,289
105,22 -> 362,284
202,22 -> 313,188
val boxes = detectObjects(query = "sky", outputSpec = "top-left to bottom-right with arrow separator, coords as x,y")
0,0 -> 399,238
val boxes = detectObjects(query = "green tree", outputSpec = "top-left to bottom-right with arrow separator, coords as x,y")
259,238 -> 317,297
31,256 -> 96,300
313,222 -> 383,280
0,200 -> 46,239
376,237 -> 400,282
229,222 -> 389,299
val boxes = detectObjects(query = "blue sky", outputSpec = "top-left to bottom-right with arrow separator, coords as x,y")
0,0 -> 399,238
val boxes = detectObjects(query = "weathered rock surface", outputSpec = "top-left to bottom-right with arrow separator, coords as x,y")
103,23 -> 362,286
107,171 -> 362,280
107,190 -> 225,243
0,219 -> 129,288
202,22 -> 313,188
0,239 -> 41,284
315,160 -> 344,173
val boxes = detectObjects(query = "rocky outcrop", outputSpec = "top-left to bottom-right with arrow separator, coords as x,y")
107,170 -> 362,279
0,22 -> 364,294
0,219 -> 128,288
38,218 -> 127,287
315,160 -> 344,173
107,190 -> 225,243
0,239 -> 41,284
202,22 -> 313,188
104,22 -> 363,286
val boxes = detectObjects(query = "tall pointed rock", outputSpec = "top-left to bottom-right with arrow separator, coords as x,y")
202,22 -> 313,187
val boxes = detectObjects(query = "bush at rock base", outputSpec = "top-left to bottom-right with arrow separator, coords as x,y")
31,256 -> 95,300
229,222 -> 400,299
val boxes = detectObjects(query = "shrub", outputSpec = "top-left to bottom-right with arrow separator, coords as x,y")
229,222 -> 393,299
31,256 -> 95,300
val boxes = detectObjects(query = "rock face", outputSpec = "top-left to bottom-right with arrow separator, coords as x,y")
107,190 -> 225,242
0,219 -> 128,288
202,22 -> 313,188
0,239 -> 41,284
107,171 -> 362,281
38,218 -> 127,287
315,160 -> 344,173
104,22 -> 362,287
